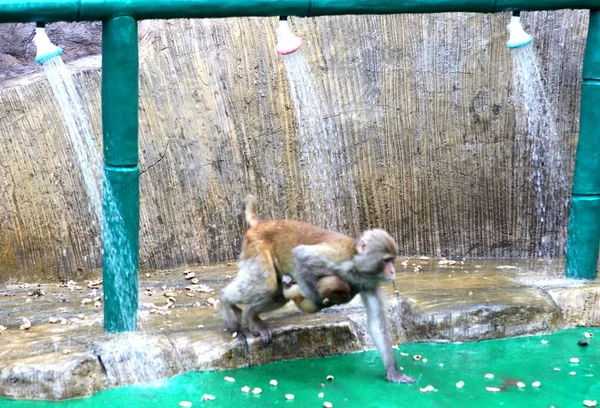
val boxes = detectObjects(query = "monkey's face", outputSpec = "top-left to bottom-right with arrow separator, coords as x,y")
381,254 -> 396,280
355,229 -> 398,281
354,249 -> 396,283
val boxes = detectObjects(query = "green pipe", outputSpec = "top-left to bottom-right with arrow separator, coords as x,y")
566,10 -> 600,280
102,16 -> 139,332
1,0 -> 600,23
102,16 -> 138,167
566,197 -> 600,279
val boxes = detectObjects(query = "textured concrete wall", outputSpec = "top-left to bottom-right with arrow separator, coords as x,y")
0,12 -> 589,282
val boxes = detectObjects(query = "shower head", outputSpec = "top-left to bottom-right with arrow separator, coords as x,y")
33,25 -> 63,64
507,13 -> 533,49
275,17 -> 302,55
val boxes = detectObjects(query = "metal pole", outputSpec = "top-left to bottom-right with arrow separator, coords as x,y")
566,10 -> 600,279
102,16 -> 140,331
2,0 -> 600,23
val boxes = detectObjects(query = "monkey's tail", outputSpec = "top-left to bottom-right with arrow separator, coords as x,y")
244,195 -> 259,228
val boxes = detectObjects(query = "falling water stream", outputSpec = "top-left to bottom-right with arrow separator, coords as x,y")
283,51 -> 355,230
511,45 -> 570,259
42,57 -> 103,239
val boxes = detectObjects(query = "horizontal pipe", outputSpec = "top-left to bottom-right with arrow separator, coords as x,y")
0,0 -> 600,23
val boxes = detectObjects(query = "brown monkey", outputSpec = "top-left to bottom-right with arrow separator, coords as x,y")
220,195 -> 415,384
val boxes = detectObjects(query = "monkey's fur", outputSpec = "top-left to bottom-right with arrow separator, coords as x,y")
219,195 -> 415,383
283,274 -> 352,313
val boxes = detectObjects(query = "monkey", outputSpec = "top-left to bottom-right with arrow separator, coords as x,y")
219,195 -> 415,384
282,274 -> 352,313
281,275 -> 320,313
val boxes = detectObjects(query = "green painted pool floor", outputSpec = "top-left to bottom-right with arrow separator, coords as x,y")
2,328 -> 599,407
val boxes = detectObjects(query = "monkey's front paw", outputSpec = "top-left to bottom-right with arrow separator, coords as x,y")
387,370 -> 416,384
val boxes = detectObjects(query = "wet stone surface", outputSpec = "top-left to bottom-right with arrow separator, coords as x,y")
0,259 -> 598,400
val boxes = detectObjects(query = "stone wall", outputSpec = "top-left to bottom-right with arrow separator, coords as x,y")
0,12 -> 589,282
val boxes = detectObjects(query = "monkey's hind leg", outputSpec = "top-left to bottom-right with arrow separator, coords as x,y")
240,252 -> 286,345
244,293 -> 287,345
221,252 -> 286,345
220,282 -> 244,336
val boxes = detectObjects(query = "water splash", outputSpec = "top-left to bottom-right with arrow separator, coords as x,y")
94,333 -> 179,386
511,46 -> 569,259
283,51 -> 355,230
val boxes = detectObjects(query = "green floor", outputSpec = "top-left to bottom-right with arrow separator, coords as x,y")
2,328 -> 599,407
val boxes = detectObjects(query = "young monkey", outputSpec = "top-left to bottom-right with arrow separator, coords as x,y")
220,195 -> 415,384
282,274 -> 352,313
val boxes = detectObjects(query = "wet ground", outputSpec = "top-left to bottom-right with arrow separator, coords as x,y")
0,258 -> 599,401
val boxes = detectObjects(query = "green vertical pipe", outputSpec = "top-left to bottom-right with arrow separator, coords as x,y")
103,168 -> 140,332
566,10 -> 600,279
566,197 -> 600,279
102,16 -> 140,331
102,16 -> 139,166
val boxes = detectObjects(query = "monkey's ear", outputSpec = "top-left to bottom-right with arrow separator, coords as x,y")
357,239 -> 367,255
